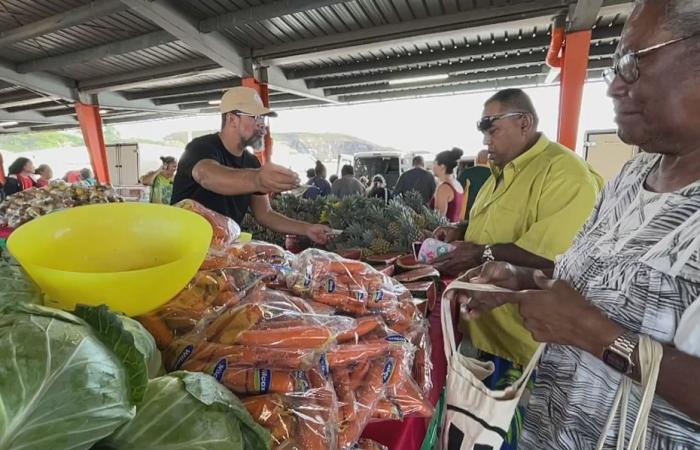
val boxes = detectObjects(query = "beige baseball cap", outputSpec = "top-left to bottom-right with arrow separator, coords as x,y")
219,86 -> 277,117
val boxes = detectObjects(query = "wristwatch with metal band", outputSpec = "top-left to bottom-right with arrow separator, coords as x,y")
602,331 -> 639,375
481,244 -> 495,263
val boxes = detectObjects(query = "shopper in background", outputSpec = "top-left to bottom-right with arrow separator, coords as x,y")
367,174 -> 391,204
171,87 -> 331,244
331,164 -> 365,198
431,148 -> 465,222
34,164 -> 53,188
329,174 -> 338,184
304,161 -> 332,200
457,149 -> 492,219
78,168 -> 96,187
141,156 -> 178,204
3,157 -> 36,197
393,155 -> 437,204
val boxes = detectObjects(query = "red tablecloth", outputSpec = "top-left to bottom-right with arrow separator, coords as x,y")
362,291 -> 459,449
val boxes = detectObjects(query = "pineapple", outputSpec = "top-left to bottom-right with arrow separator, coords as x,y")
369,237 -> 392,255
400,189 -> 427,214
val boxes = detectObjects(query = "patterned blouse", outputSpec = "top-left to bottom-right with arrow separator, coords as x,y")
520,152 -> 700,450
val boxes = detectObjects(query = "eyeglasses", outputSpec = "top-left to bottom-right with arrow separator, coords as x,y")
233,111 -> 270,126
476,112 -> 524,133
603,34 -> 700,85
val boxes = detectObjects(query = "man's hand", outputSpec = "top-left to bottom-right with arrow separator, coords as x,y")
432,241 -> 484,277
433,225 -> 466,243
513,272 -> 623,356
255,163 -> 301,193
447,261 -> 523,319
305,224 -> 333,245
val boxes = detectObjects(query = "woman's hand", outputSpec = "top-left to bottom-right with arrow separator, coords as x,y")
305,224 -> 333,245
513,272 -> 623,356
447,261 -> 528,319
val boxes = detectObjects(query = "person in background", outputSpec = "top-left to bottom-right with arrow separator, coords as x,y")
359,176 -> 370,190
34,164 -> 53,188
367,174 -> 391,204
431,148 -> 465,222
329,174 -> 338,184
457,149 -> 492,219
433,88 -> 603,449
141,156 -> 178,204
449,1 -> 700,447
393,155 -> 437,204
305,168 -> 315,184
78,168 -> 96,187
171,87 -> 331,244
331,164 -> 366,198
304,161 -> 332,200
3,157 -> 36,197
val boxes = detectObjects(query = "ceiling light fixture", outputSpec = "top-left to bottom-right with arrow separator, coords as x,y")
388,74 -> 449,85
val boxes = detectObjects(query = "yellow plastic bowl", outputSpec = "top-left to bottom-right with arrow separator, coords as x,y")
7,202 -> 213,316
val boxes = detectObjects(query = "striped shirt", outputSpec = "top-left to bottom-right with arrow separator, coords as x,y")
521,152 -> 700,450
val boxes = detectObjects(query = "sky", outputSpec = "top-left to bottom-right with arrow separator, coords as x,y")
115,80 -> 617,157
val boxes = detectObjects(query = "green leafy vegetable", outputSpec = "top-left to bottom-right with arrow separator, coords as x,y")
74,305 -> 150,404
101,371 -> 271,450
0,259 -> 42,306
0,303 -> 135,450
118,314 -> 163,378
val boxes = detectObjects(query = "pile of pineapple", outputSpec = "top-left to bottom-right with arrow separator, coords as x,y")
242,190 -> 448,255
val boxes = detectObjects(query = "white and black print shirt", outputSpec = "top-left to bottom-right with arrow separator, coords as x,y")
520,152 -> 700,450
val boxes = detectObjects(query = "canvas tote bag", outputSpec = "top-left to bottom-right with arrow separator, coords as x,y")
440,277 -> 544,450
595,335 -> 663,450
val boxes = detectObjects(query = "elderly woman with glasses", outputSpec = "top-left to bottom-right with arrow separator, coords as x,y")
448,1 -> 700,448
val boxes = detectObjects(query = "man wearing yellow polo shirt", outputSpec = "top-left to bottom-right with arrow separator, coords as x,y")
434,88 -> 603,367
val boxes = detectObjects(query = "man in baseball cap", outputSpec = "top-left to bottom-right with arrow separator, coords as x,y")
171,86 -> 332,244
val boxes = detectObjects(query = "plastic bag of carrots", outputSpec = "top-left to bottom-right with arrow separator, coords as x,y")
174,199 -> 240,250
288,249 -> 402,308
353,439 -> 388,450
137,267 -> 264,349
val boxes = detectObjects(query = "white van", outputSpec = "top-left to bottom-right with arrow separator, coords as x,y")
353,151 -> 409,188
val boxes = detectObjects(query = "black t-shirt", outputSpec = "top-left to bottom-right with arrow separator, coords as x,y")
171,133 -> 261,224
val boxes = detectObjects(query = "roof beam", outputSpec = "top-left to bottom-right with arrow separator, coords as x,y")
153,91 -> 223,105
0,58 -> 76,99
271,99 -> 329,109
123,78 -> 241,100
78,59 -> 222,93
263,65 -> 338,103
324,65 -> 550,96
305,41 -> 616,89
0,0 -> 128,47
5,100 -> 69,112
121,0 -> 249,77
0,109 -> 78,125
568,0 -> 605,31
199,0 -> 352,33
285,24 -> 621,80
255,0 -> 571,65
16,30 -> 175,73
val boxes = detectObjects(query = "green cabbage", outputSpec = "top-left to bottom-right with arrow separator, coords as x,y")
100,371 -> 271,450
0,260 -> 42,306
0,304 -> 135,450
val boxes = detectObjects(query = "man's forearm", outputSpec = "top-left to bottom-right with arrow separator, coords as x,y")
255,209 -> 309,236
491,243 -> 554,270
193,161 -> 259,196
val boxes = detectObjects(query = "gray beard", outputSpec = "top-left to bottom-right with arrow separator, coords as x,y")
242,133 -> 263,150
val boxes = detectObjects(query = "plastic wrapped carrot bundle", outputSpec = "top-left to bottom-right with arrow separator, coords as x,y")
174,199 -> 240,249
406,320 -> 433,394
243,394 -> 294,448
353,439 -> 388,450
288,249 -> 402,307
243,286 -> 337,316
137,267 -> 264,349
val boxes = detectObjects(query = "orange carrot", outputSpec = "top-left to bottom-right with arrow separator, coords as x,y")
338,359 -> 386,449
136,314 -> 174,349
349,359 -> 370,390
222,367 -> 296,394
337,316 -> 383,343
391,380 -> 435,418
327,343 -> 388,367
234,326 -> 332,348
332,369 -> 356,425
314,293 -> 368,315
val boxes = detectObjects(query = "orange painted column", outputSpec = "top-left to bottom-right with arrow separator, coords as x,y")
241,77 -> 272,164
75,102 -> 111,184
0,152 -> 6,185
557,30 -> 592,151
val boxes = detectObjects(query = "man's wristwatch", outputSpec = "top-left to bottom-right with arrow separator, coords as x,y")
481,245 -> 495,263
602,331 -> 639,375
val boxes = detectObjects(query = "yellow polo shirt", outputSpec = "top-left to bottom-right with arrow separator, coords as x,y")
463,134 -> 603,366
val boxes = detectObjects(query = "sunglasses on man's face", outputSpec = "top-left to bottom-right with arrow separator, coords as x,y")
476,112 -> 525,133
233,111 -> 270,126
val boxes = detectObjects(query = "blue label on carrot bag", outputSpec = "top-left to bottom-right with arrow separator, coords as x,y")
326,278 -> 336,293
212,358 -> 228,381
319,353 -> 330,379
385,334 -> 408,344
173,345 -> 193,370
382,357 -> 396,384
256,369 -> 271,393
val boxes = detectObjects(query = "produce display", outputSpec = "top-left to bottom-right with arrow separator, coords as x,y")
0,183 -> 123,228
137,204 -> 436,449
242,190 -> 448,256
2,198 -> 439,450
